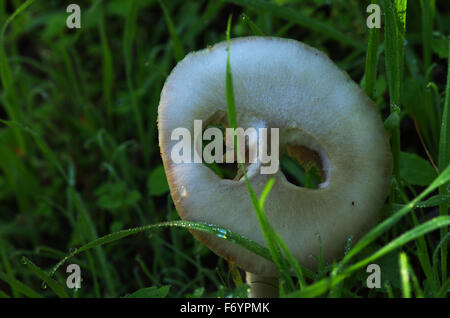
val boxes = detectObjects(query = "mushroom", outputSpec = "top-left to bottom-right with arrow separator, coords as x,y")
157,37 -> 392,297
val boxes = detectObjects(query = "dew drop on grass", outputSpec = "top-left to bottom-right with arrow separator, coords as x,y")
41,281 -> 47,290
69,247 -> 78,254
344,235 -> 353,255
219,229 -> 229,239
210,226 -> 228,239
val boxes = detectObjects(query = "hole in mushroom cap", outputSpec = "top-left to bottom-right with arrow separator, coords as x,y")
200,110 -> 261,181
201,122 -> 253,181
202,125 -> 327,187
280,145 -> 324,189
200,111 -> 329,186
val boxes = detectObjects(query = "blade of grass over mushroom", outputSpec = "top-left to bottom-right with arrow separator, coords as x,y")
273,231 -> 308,287
225,18 -> 295,293
345,216 -> 450,275
259,179 -> 310,285
256,179 -> 296,291
225,17 -> 237,131
285,278 -> 331,298
50,220 -> 273,277
225,0 -> 365,50
248,179 -> 295,292
158,0 -> 185,62
288,216 -> 450,298
0,0 -> 36,155
336,164 -> 450,271
22,257 -> 69,298
438,37 -> 450,282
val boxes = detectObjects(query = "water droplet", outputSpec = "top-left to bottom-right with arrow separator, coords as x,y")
214,227 -> 228,239
344,235 -> 353,255
69,247 -> 78,254
41,281 -> 47,290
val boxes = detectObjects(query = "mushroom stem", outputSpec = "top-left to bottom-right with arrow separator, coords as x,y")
246,272 -> 279,298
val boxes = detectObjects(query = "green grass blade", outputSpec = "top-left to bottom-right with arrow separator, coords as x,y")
0,290 -> 10,298
420,0 -> 435,71
0,0 -> 36,96
437,37 -> 450,283
258,177 -> 275,206
337,164 -> 450,271
274,231 -> 307,288
399,252 -> 411,298
99,4 -> 114,124
382,0 -> 407,178
285,279 -> 330,298
241,13 -> 265,36
225,16 -> 295,293
0,236 -> 19,297
346,216 -> 450,274
290,215 -> 450,298
414,194 -> 450,208
226,0 -> 365,50
69,187 -> 116,295
22,257 -> 69,298
50,220 -> 272,277
225,17 -> 238,130
408,265 -> 424,298
420,0 -> 439,155
395,0 -> 407,76
0,0 -> 36,155
433,231 -> 450,270
363,2 -> 380,100
0,271 -> 43,298
437,278 -> 450,298
262,182 -> 309,286
123,0 -> 145,161
0,120 -> 67,180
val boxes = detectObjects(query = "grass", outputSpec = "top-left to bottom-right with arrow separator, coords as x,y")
0,0 -> 449,298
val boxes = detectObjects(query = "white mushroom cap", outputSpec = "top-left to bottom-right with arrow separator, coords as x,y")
158,37 -> 392,276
